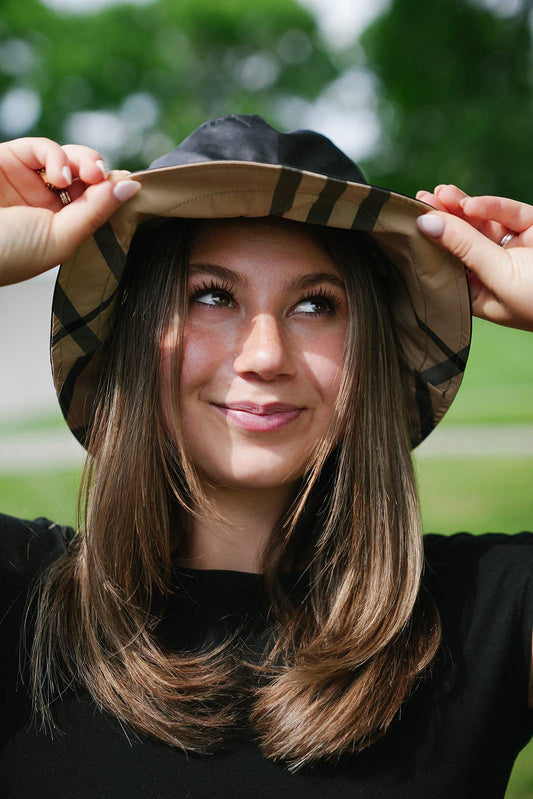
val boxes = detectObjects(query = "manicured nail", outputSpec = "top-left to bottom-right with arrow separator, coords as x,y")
96,159 -> 109,179
434,184 -> 445,193
113,180 -> 141,202
62,166 -> 72,185
416,214 -> 445,237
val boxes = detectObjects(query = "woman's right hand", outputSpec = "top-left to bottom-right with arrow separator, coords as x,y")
0,137 -> 141,286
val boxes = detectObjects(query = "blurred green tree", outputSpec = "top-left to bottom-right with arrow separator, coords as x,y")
0,0 -> 338,169
360,0 -> 533,201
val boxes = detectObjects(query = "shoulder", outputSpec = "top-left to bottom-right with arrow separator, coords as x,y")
423,532 -> 533,668
423,531 -> 533,584
0,513 -> 75,589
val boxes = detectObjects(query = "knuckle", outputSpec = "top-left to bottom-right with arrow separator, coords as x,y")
448,228 -> 475,263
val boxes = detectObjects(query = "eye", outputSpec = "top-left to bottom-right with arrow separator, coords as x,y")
195,289 -> 234,307
189,280 -> 236,309
293,291 -> 342,316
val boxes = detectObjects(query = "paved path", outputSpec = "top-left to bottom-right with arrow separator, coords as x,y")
1,424 -> 532,473
0,428 -> 85,473
415,423 -> 533,459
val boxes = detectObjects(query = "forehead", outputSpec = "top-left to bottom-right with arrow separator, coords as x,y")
189,217 -> 342,278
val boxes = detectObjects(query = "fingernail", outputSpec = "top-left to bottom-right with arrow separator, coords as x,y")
416,214 -> 445,237
434,184 -> 446,194
113,180 -> 141,202
62,166 -> 72,185
96,159 -> 109,179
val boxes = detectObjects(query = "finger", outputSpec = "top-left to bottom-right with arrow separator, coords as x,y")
66,169 -> 132,203
430,184 -> 513,242
434,183 -> 469,203
433,184 -> 472,221
49,176 -> 141,262
420,184 -> 496,236
6,139 -> 110,186
3,137 -> 74,188
62,144 -> 110,184
416,210 -> 508,285
415,190 -> 449,212
460,195 -> 533,233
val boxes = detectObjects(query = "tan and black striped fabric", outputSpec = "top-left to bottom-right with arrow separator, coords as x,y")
52,160 -> 471,447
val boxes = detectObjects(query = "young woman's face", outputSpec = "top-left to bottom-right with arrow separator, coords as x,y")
160,218 -> 348,491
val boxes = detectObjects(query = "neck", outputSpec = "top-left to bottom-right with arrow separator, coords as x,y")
178,483 -> 297,573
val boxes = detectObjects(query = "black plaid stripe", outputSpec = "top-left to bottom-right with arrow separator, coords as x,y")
305,178 -> 347,226
94,222 -> 126,281
415,314 -> 469,381
57,351 -> 94,421
269,167 -> 303,216
351,187 -> 390,231
419,345 -> 470,386
415,314 -> 466,361
51,285 -> 118,350
51,284 -> 104,352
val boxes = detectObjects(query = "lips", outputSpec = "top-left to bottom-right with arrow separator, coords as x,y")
213,401 -> 304,431
219,402 -> 300,414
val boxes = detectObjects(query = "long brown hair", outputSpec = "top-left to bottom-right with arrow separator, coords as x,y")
27,217 -> 440,769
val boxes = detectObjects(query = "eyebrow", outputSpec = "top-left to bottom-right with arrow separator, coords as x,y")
284,272 -> 346,293
189,263 -> 248,287
189,263 -> 345,292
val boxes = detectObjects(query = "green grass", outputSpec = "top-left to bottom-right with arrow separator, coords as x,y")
0,467 -> 82,527
414,456 -> 533,534
0,409 -> 65,437
442,317 -> 533,425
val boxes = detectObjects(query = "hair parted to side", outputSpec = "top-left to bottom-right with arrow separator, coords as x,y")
27,216 -> 441,770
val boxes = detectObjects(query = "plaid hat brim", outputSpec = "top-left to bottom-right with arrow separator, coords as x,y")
51,159 -> 470,447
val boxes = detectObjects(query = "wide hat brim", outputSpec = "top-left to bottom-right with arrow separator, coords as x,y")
51,117 -> 470,448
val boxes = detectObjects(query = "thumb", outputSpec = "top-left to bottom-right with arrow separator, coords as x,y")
50,177 -> 141,264
416,211 -> 508,286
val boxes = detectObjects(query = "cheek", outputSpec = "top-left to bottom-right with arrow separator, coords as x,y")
180,322 -> 230,391
300,329 -> 346,403
159,320 -> 235,435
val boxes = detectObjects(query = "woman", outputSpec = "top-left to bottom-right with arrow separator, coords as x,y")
0,115 -> 532,798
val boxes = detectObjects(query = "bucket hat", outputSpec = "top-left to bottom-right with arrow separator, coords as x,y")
51,114 -> 471,448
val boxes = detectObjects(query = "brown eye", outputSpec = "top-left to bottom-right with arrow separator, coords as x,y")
294,293 -> 341,316
192,289 -> 235,308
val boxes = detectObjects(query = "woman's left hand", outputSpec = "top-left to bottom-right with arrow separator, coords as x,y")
415,184 -> 533,332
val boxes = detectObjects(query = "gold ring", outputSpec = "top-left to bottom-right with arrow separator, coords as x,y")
36,168 -> 72,206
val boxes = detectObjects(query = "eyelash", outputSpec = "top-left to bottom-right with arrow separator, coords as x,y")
299,288 -> 342,316
188,279 -> 342,316
189,278 -> 236,306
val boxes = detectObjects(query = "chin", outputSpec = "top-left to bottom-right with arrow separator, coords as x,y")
203,458 -> 305,492
213,472 -> 301,492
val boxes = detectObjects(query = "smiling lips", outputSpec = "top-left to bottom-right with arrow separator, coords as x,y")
213,402 -> 304,432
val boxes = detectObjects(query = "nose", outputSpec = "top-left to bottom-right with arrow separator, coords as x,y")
233,313 -> 296,381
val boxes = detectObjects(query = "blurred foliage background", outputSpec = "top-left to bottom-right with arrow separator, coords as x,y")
0,0 -> 341,169
1,0 -> 532,795
2,0 -> 533,193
